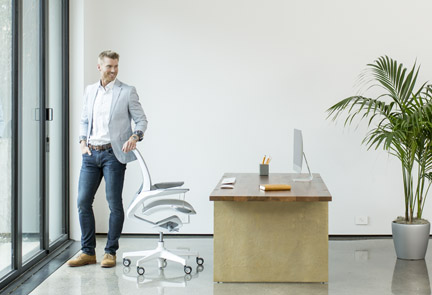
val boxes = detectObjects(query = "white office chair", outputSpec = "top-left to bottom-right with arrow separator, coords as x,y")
122,149 -> 204,275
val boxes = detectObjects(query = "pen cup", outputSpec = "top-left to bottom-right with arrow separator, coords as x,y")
259,164 -> 269,176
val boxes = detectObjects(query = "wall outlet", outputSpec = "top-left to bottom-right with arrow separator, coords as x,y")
355,216 -> 368,225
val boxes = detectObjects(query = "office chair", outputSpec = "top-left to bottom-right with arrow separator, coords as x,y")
122,149 -> 204,275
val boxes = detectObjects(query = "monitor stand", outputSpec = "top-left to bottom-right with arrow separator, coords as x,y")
294,152 -> 313,182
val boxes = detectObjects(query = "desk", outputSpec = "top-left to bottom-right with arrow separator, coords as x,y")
209,173 -> 332,283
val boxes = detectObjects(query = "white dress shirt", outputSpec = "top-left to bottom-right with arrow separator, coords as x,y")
88,79 -> 115,145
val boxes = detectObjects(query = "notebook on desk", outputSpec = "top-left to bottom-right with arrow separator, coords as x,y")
220,177 -> 236,189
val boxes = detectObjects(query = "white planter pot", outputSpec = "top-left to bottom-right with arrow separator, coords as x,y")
392,221 -> 430,260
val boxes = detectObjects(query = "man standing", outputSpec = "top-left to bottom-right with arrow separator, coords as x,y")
67,50 -> 148,268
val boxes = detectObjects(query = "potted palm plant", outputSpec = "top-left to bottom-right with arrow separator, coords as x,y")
327,56 -> 432,260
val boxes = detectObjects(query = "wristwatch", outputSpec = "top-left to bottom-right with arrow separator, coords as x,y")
130,134 -> 139,142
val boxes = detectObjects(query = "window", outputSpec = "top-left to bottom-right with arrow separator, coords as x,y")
0,0 -> 69,289
0,0 -> 12,279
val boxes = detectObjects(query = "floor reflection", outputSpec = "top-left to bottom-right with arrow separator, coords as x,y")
392,259 -> 431,295
122,265 -> 204,294
102,271 -> 121,295
29,237 -> 432,295
214,282 -> 329,295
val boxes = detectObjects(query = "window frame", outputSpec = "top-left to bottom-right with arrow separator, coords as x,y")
0,0 -> 70,290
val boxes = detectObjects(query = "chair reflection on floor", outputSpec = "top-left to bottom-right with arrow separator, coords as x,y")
122,264 -> 204,294
122,149 -> 204,275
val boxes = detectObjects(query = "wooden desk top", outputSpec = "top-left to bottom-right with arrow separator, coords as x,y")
209,173 -> 332,202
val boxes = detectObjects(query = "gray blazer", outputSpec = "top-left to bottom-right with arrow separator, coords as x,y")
80,79 -> 148,164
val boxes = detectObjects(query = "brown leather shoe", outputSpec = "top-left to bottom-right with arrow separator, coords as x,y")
101,253 -> 116,268
67,253 -> 96,267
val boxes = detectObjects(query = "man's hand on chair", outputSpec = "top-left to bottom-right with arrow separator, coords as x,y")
122,134 -> 139,153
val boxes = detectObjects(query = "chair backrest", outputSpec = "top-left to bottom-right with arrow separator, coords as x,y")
132,149 -> 152,191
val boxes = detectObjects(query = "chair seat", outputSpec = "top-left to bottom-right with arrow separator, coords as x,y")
142,199 -> 196,216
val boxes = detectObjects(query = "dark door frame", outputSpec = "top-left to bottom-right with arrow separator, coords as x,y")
0,0 -> 70,290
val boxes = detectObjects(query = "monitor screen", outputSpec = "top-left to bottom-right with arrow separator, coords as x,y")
293,129 -> 303,173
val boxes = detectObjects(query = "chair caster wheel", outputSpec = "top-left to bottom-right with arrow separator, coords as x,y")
137,266 -> 145,275
123,258 -> 131,267
196,257 -> 204,265
184,265 -> 192,274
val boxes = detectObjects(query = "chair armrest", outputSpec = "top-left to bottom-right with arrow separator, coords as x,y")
152,182 -> 184,189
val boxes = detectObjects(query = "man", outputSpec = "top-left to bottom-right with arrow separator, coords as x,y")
67,50 -> 148,268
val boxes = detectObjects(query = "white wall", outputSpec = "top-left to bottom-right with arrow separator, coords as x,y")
69,0 -> 432,239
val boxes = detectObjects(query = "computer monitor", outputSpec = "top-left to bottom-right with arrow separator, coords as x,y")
293,129 -> 313,182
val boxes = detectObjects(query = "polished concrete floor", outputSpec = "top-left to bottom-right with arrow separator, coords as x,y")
28,236 -> 432,295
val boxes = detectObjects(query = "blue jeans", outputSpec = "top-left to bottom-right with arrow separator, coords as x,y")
77,148 -> 126,255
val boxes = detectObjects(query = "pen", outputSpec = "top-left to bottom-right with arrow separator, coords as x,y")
262,155 -> 266,164
265,156 -> 271,165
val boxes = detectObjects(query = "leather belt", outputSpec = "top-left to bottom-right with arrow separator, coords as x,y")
88,143 -> 112,151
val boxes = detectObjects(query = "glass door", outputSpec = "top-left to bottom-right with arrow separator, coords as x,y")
0,0 -> 69,290
0,0 -> 12,278
21,0 -> 41,262
47,0 -> 65,245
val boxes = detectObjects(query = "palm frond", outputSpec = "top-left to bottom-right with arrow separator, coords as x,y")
326,55 -> 432,222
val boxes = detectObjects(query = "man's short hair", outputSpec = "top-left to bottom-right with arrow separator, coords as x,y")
98,50 -> 119,64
